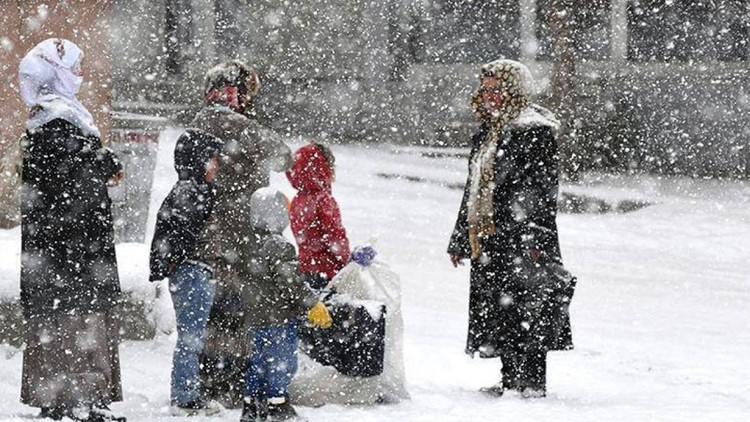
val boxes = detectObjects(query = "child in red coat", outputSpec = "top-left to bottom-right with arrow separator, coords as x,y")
286,143 -> 350,291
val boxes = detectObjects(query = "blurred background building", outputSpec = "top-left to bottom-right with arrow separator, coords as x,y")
2,0 -> 749,182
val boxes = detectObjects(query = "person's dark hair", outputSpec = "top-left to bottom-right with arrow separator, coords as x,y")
313,142 -> 335,171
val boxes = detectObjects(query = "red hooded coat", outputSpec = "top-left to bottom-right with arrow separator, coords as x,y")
286,144 -> 350,279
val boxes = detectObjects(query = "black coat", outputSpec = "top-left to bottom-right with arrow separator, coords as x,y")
148,181 -> 216,281
21,119 -> 122,318
149,129 -> 221,281
448,122 -> 574,357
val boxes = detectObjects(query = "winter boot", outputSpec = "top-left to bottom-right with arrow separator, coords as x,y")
240,397 -> 268,422
64,406 -> 99,422
88,404 -> 127,422
520,387 -> 546,399
39,406 -> 65,420
169,398 -> 224,417
267,397 -> 305,421
479,382 -> 505,397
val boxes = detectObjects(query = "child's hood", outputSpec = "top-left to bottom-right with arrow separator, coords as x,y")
286,143 -> 333,192
250,187 -> 290,233
174,129 -> 223,182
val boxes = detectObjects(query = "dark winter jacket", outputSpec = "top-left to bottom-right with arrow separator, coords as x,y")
286,144 -> 351,280
149,129 -> 223,281
449,119 -> 574,356
240,188 -> 316,327
20,119 -> 122,317
239,230 -> 317,327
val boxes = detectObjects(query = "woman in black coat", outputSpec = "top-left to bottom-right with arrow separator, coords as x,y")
448,59 -> 575,398
18,39 -> 126,421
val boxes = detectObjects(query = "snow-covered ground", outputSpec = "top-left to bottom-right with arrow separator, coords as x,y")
2,129 -> 750,421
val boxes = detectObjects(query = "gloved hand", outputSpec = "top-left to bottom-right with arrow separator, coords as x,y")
307,301 -> 332,329
351,245 -> 377,267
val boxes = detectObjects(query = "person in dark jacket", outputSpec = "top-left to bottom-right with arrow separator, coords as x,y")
238,188 -> 332,422
448,59 -> 575,399
18,39 -> 126,421
148,129 -> 224,415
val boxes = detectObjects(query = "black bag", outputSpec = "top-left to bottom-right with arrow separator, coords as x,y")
299,296 -> 386,377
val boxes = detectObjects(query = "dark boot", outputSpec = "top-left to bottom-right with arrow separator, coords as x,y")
479,382 -> 505,397
170,398 -> 224,417
267,397 -> 304,421
89,404 -> 127,422
501,351 -> 523,392
240,397 -> 268,422
519,349 -> 547,398
39,406 -> 65,420
480,352 -> 524,397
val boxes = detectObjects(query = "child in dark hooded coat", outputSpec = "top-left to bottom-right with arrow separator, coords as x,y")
149,129 -> 225,416
238,188 -> 332,422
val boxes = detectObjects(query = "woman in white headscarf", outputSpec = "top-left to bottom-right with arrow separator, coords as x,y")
448,60 -> 575,399
18,38 -> 126,422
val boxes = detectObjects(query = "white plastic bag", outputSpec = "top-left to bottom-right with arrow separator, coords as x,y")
145,278 -> 176,335
291,260 -> 409,405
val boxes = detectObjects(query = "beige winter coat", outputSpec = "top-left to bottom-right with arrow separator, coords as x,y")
190,105 -> 291,271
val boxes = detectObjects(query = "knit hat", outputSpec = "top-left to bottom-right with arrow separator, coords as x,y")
250,188 -> 290,234
204,60 -> 260,115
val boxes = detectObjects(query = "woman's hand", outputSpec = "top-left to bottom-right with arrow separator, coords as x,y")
450,253 -> 466,268
107,170 -> 125,187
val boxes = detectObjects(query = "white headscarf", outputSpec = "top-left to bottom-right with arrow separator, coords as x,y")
18,38 -> 100,138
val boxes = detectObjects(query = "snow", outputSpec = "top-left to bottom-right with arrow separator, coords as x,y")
2,128 -> 750,421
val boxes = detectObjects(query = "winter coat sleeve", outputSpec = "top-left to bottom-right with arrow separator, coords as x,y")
518,126 -> 560,256
317,193 -> 351,271
241,125 -> 292,173
264,235 -> 318,312
149,183 -> 213,281
94,147 -> 123,181
447,177 -> 472,257
447,127 -> 485,257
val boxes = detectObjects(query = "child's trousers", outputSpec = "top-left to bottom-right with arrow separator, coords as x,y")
244,321 -> 299,399
169,262 -> 216,406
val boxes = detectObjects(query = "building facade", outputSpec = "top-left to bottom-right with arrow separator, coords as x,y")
2,0 -> 749,179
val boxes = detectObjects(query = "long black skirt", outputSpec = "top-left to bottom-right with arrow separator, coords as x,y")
21,310 -> 123,408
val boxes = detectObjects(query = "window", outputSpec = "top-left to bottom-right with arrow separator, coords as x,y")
628,0 -> 749,62
214,0 -> 241,59
165,0 -> 193,75
535,0 -> 612,61
429,0 -> 521,64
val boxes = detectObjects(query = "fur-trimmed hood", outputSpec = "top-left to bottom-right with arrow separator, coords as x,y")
508,104 -> 561,134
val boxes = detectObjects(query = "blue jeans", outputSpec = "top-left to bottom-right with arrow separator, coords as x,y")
169,263 -> 216,406
244,321 -> 299,399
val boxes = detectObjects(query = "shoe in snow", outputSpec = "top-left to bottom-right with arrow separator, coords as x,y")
267,397 -> 305,421
39,406 -> 65,420
240,397 -> 268,422
65,406 -> 95,422
89,405 -> 126,422
170,399 -> 224,417
479,383 -> 505,397
520,388 -> 546,399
